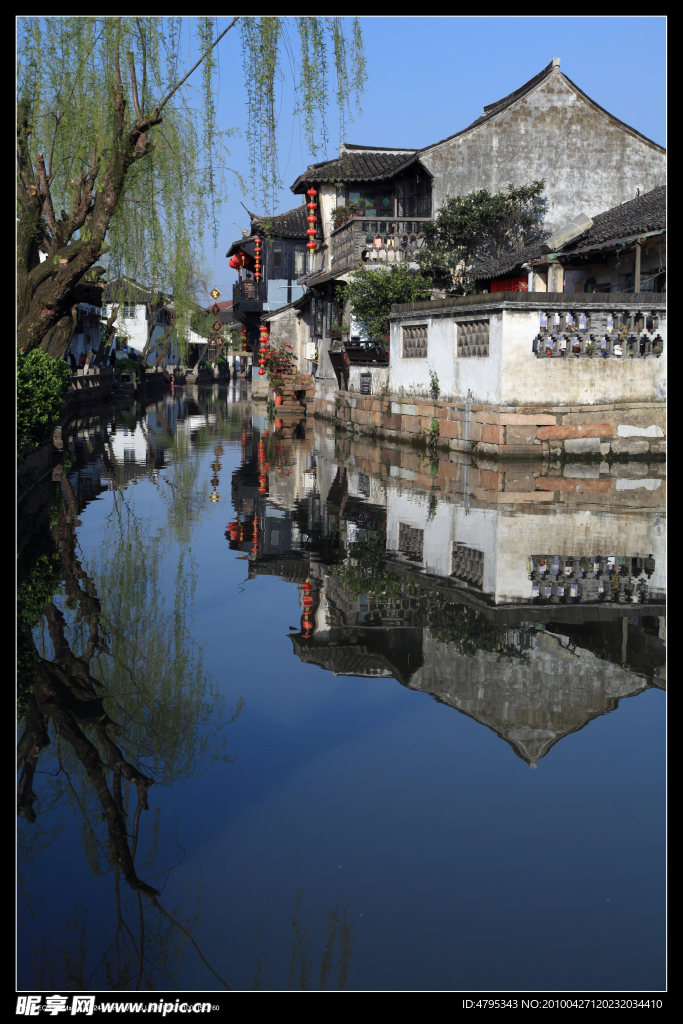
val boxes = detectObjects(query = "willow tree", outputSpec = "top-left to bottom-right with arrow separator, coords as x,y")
17,17 -> 366,358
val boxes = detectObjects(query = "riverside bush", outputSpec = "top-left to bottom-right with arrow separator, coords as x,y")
17,349 -> 72,458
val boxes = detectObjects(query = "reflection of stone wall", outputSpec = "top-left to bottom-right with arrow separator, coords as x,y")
411,632 -> 653,766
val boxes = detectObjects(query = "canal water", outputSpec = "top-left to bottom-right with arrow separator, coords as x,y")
17,384 -> 666,992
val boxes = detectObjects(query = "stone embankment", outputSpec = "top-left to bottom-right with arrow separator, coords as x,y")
315,389 -> 665,460
255,373 -> 316,414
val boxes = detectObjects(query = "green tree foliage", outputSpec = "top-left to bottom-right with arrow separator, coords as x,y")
341,264 -> 433,344
415,180 -> 546,288
17,348 -> 72,457
17,17 -> 366,357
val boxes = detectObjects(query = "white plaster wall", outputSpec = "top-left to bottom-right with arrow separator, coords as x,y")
389,312 -> 505,402
391,309 -> 666,406
499,310 -> 667,406
452,312 -> 504,404
318,184 -> 338,270
348,365 -> 389,394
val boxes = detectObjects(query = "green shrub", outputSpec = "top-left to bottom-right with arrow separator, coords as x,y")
17,349 -> 72,458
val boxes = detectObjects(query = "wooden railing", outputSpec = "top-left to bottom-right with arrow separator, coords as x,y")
331,217 -> 431,271
534,306 -> 665,359
233,278 -> 267,304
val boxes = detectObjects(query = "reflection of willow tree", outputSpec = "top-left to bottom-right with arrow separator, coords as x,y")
18,471 -> 238,990
333,532 -> 527,661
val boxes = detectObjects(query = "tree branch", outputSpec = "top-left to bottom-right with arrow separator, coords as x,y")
129,53 -> 143,121
35,153 -> 57,238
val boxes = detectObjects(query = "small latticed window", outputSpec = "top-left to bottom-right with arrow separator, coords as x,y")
402,325 -> 428,358
451,544 -> 484,588
398,523 -> 424,562
457,320 -> 489,357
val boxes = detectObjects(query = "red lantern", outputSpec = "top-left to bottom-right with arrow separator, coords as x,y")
306,188 -> 317,197
307,241 -> 316,251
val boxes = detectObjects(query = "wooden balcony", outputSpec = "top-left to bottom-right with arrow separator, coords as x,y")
331,217 -> 431,272
232,278 -> 267,307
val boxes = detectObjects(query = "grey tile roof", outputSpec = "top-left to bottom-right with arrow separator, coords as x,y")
291,60 -> 664,194
472,185 -> 666,279
290,151 -> 422,192
251,203 -> 310,237
227,204 -> 311,258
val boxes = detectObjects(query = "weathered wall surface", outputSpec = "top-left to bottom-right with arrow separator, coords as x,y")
389,307 -> 666,407
421,70 -> 665,234
499,310 -> 667,406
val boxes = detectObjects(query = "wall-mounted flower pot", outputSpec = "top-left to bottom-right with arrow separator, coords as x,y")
274,395 -> 283,406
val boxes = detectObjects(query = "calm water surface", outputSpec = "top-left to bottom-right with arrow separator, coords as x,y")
17,384 -> 666,992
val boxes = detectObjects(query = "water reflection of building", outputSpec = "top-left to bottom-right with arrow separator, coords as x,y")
240,419 -> 665,766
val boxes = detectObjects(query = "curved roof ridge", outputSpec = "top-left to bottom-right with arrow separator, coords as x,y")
483,59 -> 557,114
419,63 -> 665,157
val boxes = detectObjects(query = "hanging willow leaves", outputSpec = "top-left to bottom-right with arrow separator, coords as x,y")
17,17 -> 366,356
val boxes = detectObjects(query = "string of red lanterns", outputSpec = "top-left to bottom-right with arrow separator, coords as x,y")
254,236 -> 262,280
306,189 -> 318,251
258,324 -> 269,377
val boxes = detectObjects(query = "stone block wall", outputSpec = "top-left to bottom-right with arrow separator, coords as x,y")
314,386 -> 665,460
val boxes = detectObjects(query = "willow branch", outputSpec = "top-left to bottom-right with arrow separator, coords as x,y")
155,17 -> 239,115
151,898 -> 231,990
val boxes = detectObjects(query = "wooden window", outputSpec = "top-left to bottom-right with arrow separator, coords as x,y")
402,324 -> 428,358
397,173 -> 430,217
451,544 -> 484,589
456,320 -> 489,358
398,523 -> 423,563
272,245 -> 283,278
417,177 -> 431,217
313,297 -> 324,337
294,246 -> 306,277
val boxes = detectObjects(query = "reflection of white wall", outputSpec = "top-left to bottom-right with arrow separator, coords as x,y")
111,426 -> 148,462
383,480 -> 665,604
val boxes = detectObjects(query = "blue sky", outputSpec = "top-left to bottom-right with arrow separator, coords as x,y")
198,16 -> 666,300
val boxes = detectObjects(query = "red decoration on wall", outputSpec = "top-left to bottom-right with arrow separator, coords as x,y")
491,276 -> 528,293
